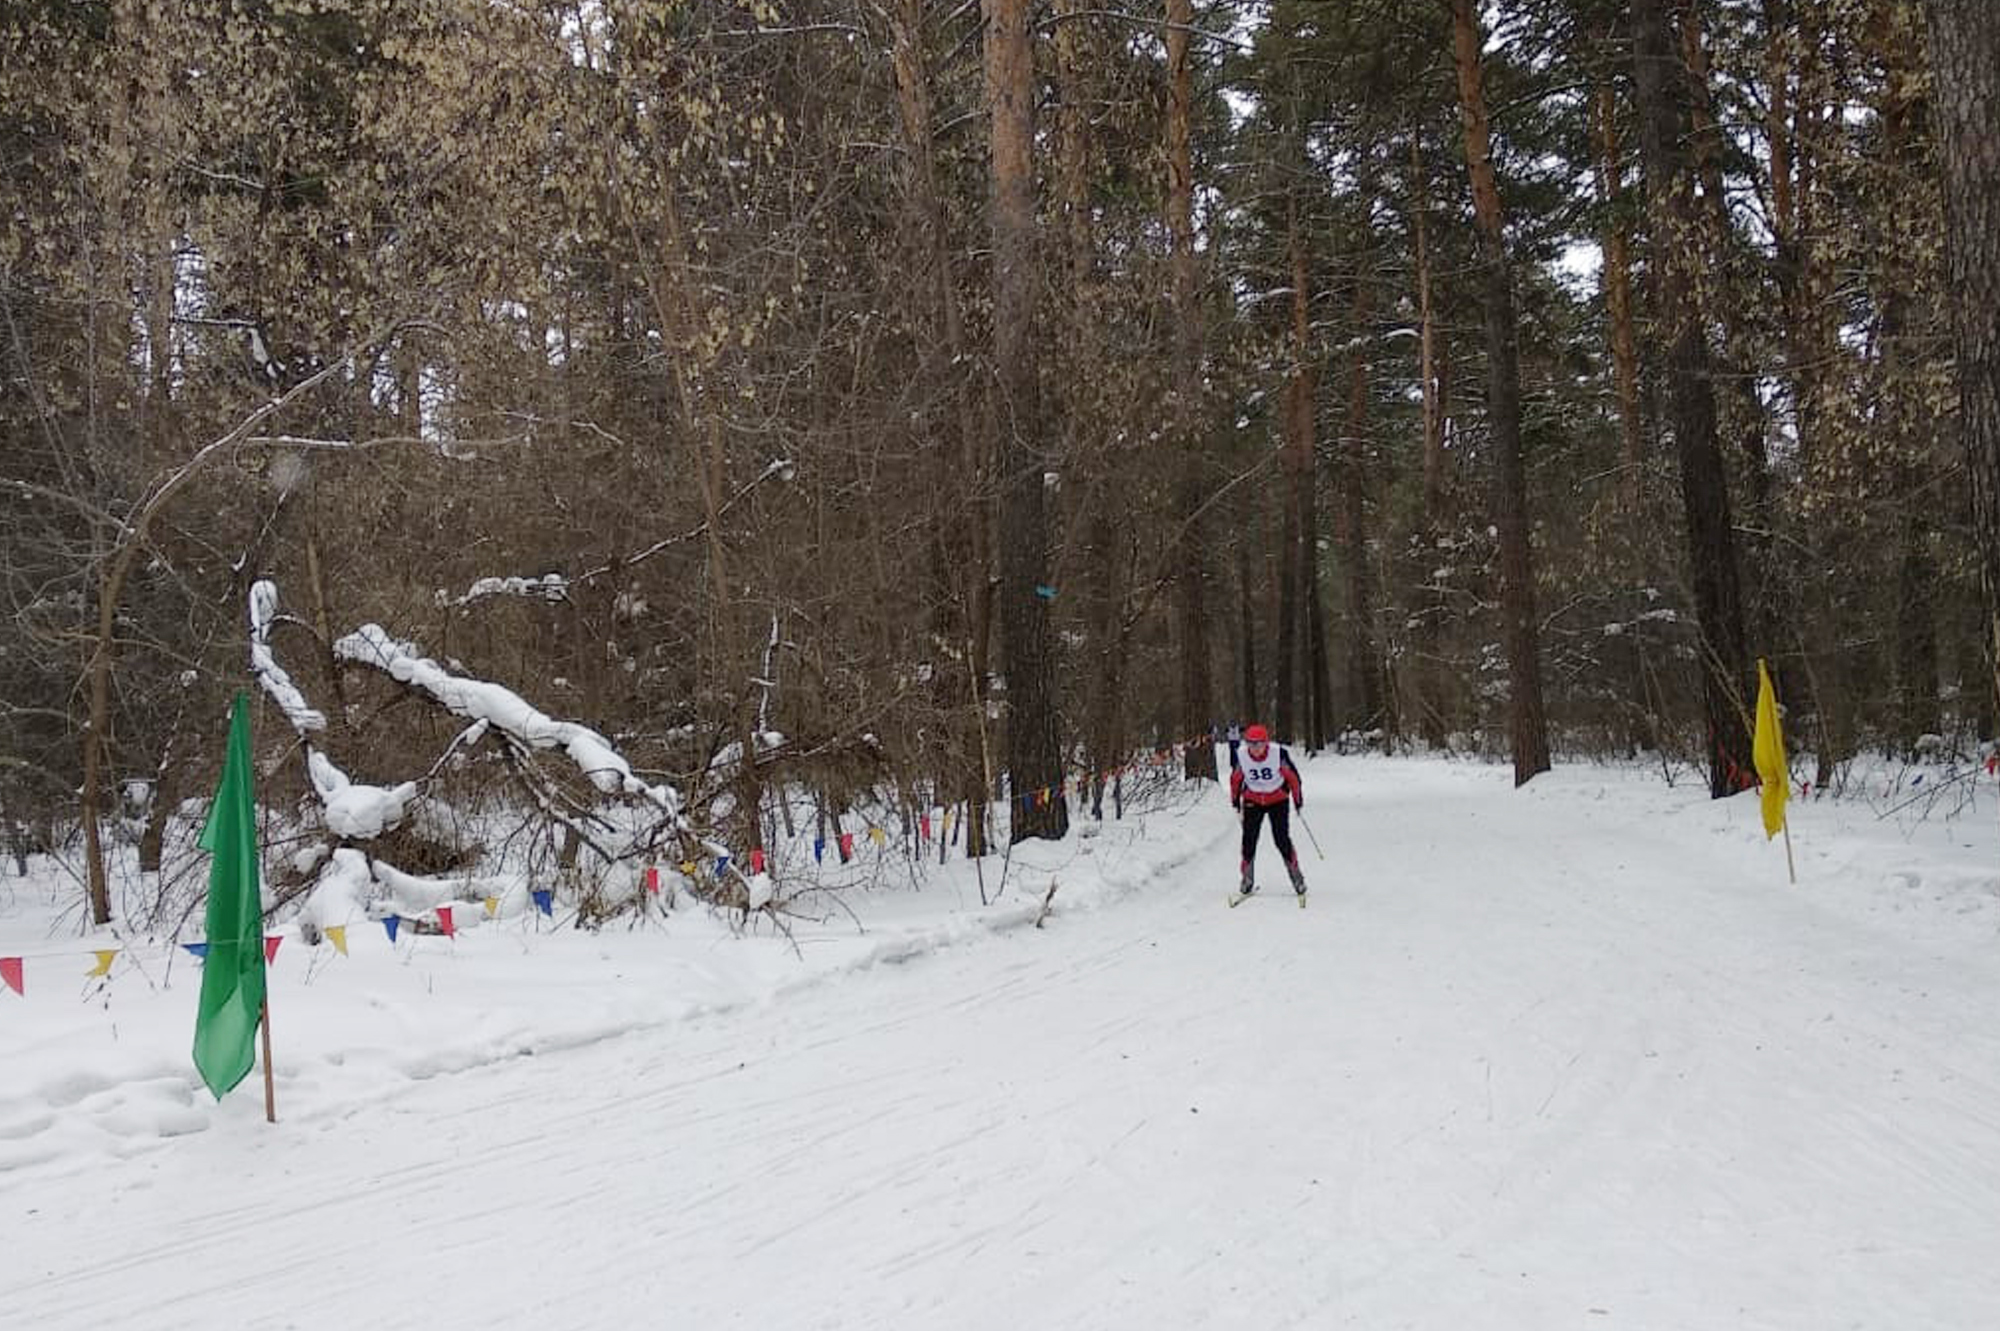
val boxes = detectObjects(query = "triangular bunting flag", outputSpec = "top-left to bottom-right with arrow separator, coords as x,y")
813,837 -> 825,863
715,854 -> 731,877
838,832 -> 854,859
1,956 -> 22,997
326,925 -> 348,957
383,916 -> 402,943
644,865 -> 660,894
183,942 -> 210,961
868,827 -> 885,846
532,890 -> 554,917
437,905 -> 456,938
484,896 -> 499,917
263,935 -> 282,964
920,814 -> 931,840
86,949 -> 116,979
750,848 -> 765,875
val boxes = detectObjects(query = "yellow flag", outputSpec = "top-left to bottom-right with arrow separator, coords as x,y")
87,949 -> 117,978
868,826 -> 886,846
483,896 -> 499,918
326,925 -> 348,957
1753,658 -> 1789,839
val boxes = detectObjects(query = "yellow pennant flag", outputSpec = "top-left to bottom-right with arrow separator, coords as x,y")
868,826 -> 886,846
86,949 -> 117,978
483,896 -> 499,918
326,925 -> 348,957
1753,658 -> 1789,839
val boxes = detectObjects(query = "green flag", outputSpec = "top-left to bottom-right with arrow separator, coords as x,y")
193,692 -> 266,1100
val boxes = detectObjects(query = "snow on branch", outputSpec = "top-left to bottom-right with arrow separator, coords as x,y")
251,581 -> 417,840
436,455 -> 793,607
308,750 -> 418,840
436,574 -> 571,608
334,624 -> 681,815
249,579 -> 326,733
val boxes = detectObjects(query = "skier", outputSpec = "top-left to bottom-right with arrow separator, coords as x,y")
1229,724 -> 1306,902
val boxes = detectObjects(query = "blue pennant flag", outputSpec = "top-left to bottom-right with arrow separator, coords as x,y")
715,854 -> 731,878
532,889 -> 554,917
813,837 -> 825,863
183,942 -> 209,960
382,916 -> 401,943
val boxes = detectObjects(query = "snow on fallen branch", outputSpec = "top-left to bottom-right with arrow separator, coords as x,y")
249,579 -> 326,733
297,848 -> 515,934
249,581 -> 416,841
332,624 -> 682,816
308,750 -> 417,840
436,574 -> 571,609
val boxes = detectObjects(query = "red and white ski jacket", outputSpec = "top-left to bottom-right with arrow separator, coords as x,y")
1230,744 -> 1302,809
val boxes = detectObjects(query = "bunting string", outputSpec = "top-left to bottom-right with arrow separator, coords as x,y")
2,736 -> 1228,1001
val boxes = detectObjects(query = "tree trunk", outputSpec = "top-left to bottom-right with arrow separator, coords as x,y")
1682,10 -> 1778,651
1591,55 -> 1645,507
1451,0 -> 1550,785
1337,271 -> 1381,741
1166,0 -> 1218,779
1632,0 -> 1754,797
888,0 -> 996,852
1409,132 -> 1450,748
1057,1 -> 1140,802
1275,189 -> 1314,740
1873,17 -> 1943,751
1895,526 -> 1942,745
1781,2 -> 1830,475
1923,0 -> 2000,709
1588,21 -> 1655,754
137,730 -> 178,876
985,0 -> 1067,841
1238,539 -> 1259,719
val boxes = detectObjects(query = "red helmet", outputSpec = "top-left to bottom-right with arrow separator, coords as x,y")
1244,724 -> 1269,744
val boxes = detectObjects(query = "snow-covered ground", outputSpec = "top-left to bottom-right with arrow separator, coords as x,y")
5,753 -> 2000,1329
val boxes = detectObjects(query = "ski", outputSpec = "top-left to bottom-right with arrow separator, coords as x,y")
1226,888 -> 1308,909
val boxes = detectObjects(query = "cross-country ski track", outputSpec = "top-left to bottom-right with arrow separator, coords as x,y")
6,756 -> 2000,1329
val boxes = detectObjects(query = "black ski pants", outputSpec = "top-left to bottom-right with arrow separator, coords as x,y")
1239,801 -> 1298,874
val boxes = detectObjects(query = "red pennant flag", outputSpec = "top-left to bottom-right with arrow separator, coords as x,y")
920,813 -> 932,840
750,847 -> 765,874
645,865 -> 661,893
839,832 -> 854,858
1,956 -> 21,997
263,935 -> 282,964
437,905 -> 456,938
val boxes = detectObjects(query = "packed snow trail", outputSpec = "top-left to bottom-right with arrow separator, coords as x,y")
7,759 -> 2000,1329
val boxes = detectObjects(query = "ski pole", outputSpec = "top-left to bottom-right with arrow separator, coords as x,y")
1297,809 -> 1325,861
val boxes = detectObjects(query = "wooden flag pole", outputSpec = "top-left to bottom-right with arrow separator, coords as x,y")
1781,819 -> 1797,885
260,1000 -> 277,1124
